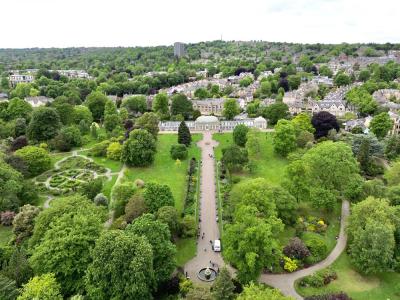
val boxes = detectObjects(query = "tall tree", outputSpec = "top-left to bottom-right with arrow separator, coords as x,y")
17,273 -> 62,300
85,91 -> 108,121
370,112 -> 393,139
211,267 -> 235,300
223,99 -> 240,120
311,111 -> 339,139
127,214 -> 176,286
27,107 -> 61,141
233,124 -> 249,147
224,205 -> 283,283
85,230 -> 155,300
152,93 -> 169,115
273,119 -> 297,157
143,182 -> 174,213
178,121 -> 192,146
136,112 -> 159,138
261,103 -> 289,125
170,94 -> 192,119
121,129 -> 156,167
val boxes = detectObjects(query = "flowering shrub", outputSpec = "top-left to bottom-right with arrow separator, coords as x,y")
1,211 -> 16,226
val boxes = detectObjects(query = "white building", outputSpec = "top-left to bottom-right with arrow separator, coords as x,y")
159,116 -> 267,132
25,96 -> 54,107
9,74 -> 34,86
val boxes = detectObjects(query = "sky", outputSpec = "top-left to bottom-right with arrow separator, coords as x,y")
1,0 -> 399,48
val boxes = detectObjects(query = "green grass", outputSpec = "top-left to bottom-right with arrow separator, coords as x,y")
0,225 -> 12,246
213,132 -> 288,185
175,237 -> 197,267
50,152 -> 71,167
124,134 -> 202,214
80,150 -> 123,172
102,175 -> 118,198
296,253 -> 400,300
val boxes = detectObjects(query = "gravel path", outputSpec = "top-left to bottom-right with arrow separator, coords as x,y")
259,200 -> 350,299
184,131 -> 228,281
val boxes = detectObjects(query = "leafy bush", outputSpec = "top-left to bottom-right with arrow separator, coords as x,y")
15,146 -> 51,177
94,193 -> 108,206
111,183 -> 137,218
124,194 -> 148,223
170,144 -> 188,160
0,211 -> 16,226
283,256 -> 298,272
304,292 -> 350,300
79,178 -> 103,200
106,142 -> 122,161
10,136 -> 28,152
180,215 -> 196,238
302,232 -> 328,264
90,140 -> 111,157
52,126 -> 82,152
283,237 -> 310,260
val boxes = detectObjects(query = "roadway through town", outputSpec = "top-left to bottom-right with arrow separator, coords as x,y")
184,131 -> 226,281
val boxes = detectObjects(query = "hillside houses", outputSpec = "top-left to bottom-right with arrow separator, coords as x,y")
192,98 -> 225,116
372,89 -> 400,110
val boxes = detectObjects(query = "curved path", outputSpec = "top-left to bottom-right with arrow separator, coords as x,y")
184,131 -> 228,281
259,200 -> 350,299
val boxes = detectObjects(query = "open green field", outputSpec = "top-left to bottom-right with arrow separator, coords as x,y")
175,237 -> 197,267
213,132 -> 288,185
296,253 -> 400,300
124,133 -> 202,214
0,225 -> 12,246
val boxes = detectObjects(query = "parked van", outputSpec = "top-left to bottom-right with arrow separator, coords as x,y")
213,239 -> 221,252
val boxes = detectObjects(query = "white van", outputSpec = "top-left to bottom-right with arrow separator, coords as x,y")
213,239 -> 221,252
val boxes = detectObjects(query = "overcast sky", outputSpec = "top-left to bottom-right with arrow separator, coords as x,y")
1,0 -> 399,48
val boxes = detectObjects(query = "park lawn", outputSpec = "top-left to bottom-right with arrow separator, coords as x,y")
213,132 -> 288,185
80,150 -> 123,173
102,175 -> 118,198
124,133 -> 202,214
175,237 -> 197,267
296,253 -> 400,300
50,152 -> 71,167
0,225 -> 12,246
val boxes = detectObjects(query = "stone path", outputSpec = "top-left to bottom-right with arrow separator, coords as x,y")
184,131 -> 227,281
259,200 -> 350,299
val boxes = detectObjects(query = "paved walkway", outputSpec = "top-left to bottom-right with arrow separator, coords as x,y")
184,131 -> 227,281
259,200 -> 350,299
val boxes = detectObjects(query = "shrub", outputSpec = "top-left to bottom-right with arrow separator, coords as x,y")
302,232 -> 328,264
15,146 -> 51,177
52,126 -> 83,152
304,292 -> 350,300
106,142 -> 122,161
0,211 -> 16,226
94,193 -> 108,206
110,216 -> 127,230
134,179 -> 145,188
170,144 -> 188,160
10,136 -> 28,152
180,215 -> 196,238
300,268 -> 337,288
283,237 -> 310,260
79,178 -> 103,200
90,140 -> 111,157
283,256 -> 298,272
124,194 -> 148,223
143,182 -> 174,213
111,183 -> 137,217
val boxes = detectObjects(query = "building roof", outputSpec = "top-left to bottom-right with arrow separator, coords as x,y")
195,115 -> 219,123
254,116 -> 267,123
